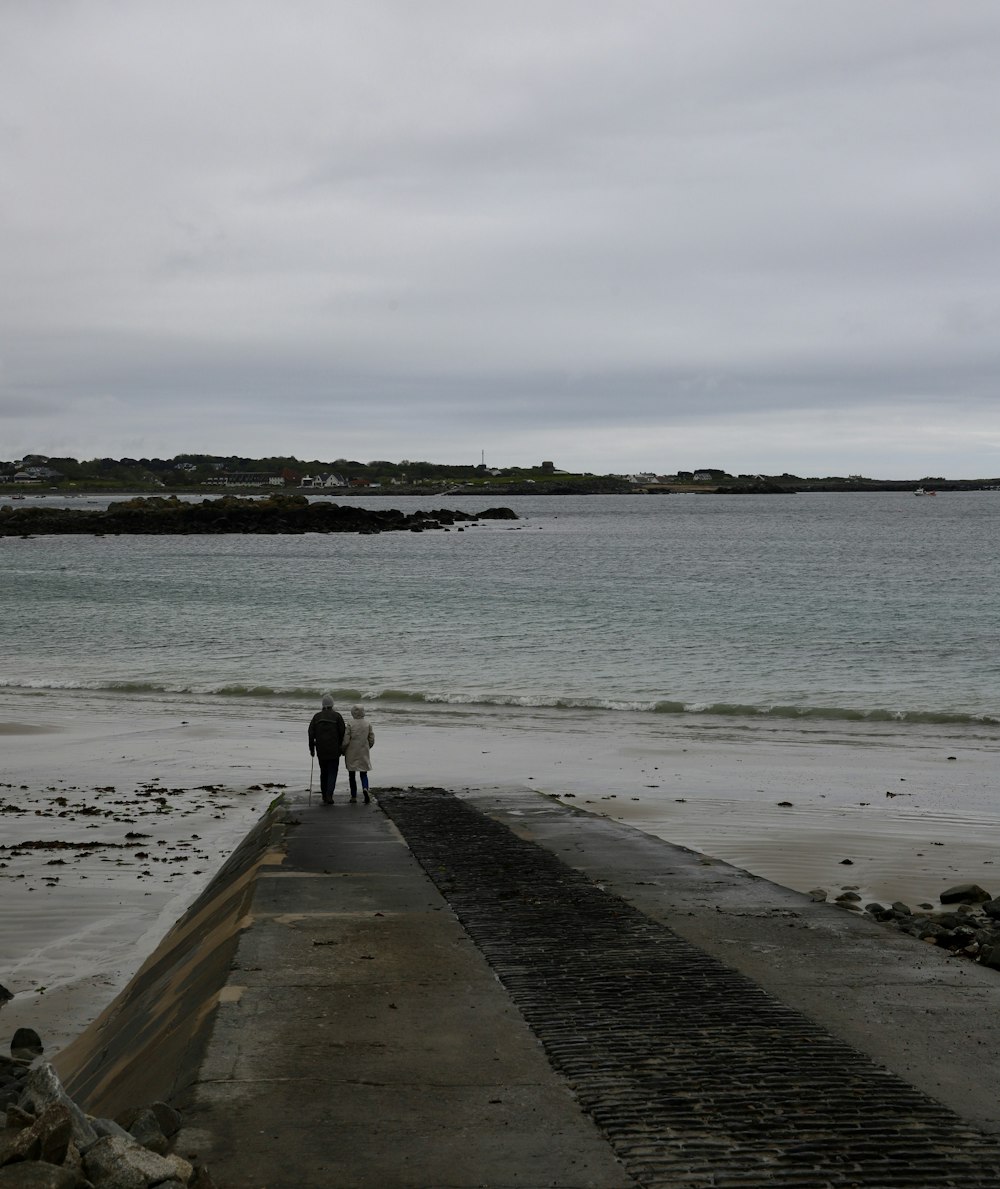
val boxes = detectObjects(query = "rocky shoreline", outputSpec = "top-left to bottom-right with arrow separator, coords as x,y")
815,881 -> 1000,969
0,1022 -> 212,1189
0,495 -> 518,537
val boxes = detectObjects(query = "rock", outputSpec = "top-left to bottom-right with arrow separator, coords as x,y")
9,1031 -> 42,1062
934,911 -> 969,929
863,886 -> 1000,973
807,888 -> 827,902
6,1105 -> 35,1129
835,891 -> 862,903
0,1131 -> 25,1167
17,1065 -> 97,1152
24,1104 -> 72,1165
941,926 -> 978,951
0,497 -> 518,538
0,987 -> 12,1010
162,1154 -> 194,1184
120,1107 -> 168,1155
61,1142 -> 84,1185
146,1103 -> 181,1139
89,1115 -> 132,1142
940,883 -> 992,904
0,1033 -> 199,1189
83,1135 -> 188,1189
0,1162 -> 79,1188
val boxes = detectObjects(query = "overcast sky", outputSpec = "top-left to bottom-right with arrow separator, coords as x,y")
3,2 -> 1000,477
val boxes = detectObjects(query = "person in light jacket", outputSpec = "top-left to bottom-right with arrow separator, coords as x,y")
342,704 -> 375,803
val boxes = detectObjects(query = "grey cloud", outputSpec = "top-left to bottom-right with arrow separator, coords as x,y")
3,1 -> 1000,475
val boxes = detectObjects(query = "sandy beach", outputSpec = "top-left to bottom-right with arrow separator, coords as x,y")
3,688 -> 1000,1055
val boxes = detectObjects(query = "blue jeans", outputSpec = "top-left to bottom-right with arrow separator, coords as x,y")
349,771 -> 369,797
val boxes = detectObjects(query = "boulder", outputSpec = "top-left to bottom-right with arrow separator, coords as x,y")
114,1103 -> 179,1142
89,1116 -> 132,1142
9,1032 -> 41,1063
0,1162 -> 79,1188
933,911 -> 969,930
940,883 -> 992,904
83,1135 -> 191,1188
120,1108 -> 168,1155
147,1104 -> 181,1140
25,1104 -> 72,1166
17,1066 -> 96,1153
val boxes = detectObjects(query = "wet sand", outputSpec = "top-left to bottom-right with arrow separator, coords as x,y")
3,690 -> 1000,1054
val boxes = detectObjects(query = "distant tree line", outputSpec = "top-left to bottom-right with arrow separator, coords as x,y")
3,454 -> 994,493
0,453 -> 630,492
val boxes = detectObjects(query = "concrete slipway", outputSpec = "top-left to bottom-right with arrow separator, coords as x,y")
57,786 -> 1000,1188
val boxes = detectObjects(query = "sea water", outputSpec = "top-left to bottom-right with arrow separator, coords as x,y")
5,489 -> 1000,1048
2,491 -> 999,727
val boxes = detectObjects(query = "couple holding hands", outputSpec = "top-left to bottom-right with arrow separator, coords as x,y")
308,694 -> 374,805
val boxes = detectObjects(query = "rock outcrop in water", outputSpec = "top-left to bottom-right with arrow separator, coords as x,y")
0,495 -> 518,537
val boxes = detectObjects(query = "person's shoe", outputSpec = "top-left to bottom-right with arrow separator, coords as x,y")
322,797 -> 333,805
363,792 -> 371,804
350,795 -> 357,802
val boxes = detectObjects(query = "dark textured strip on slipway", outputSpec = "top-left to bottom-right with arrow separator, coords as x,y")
378,789 -> 1000,1189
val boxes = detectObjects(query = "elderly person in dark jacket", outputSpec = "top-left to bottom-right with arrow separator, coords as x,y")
342,704 -> 375,803
308,694 -> 347,804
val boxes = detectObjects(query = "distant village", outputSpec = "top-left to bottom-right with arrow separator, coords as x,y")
2,454 -> 999,494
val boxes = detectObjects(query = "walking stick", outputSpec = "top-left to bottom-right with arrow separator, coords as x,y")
308,754 -> 314,805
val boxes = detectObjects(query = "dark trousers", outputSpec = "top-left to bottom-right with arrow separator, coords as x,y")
318,756 -> 340,802
348,770 -> 369,797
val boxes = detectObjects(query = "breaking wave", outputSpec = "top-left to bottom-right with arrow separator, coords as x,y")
1,679 -> 997,726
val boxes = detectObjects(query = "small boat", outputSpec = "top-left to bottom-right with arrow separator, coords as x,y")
914,487 -> 936,497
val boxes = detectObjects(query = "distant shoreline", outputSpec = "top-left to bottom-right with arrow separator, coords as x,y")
5,480 -> 1000,498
